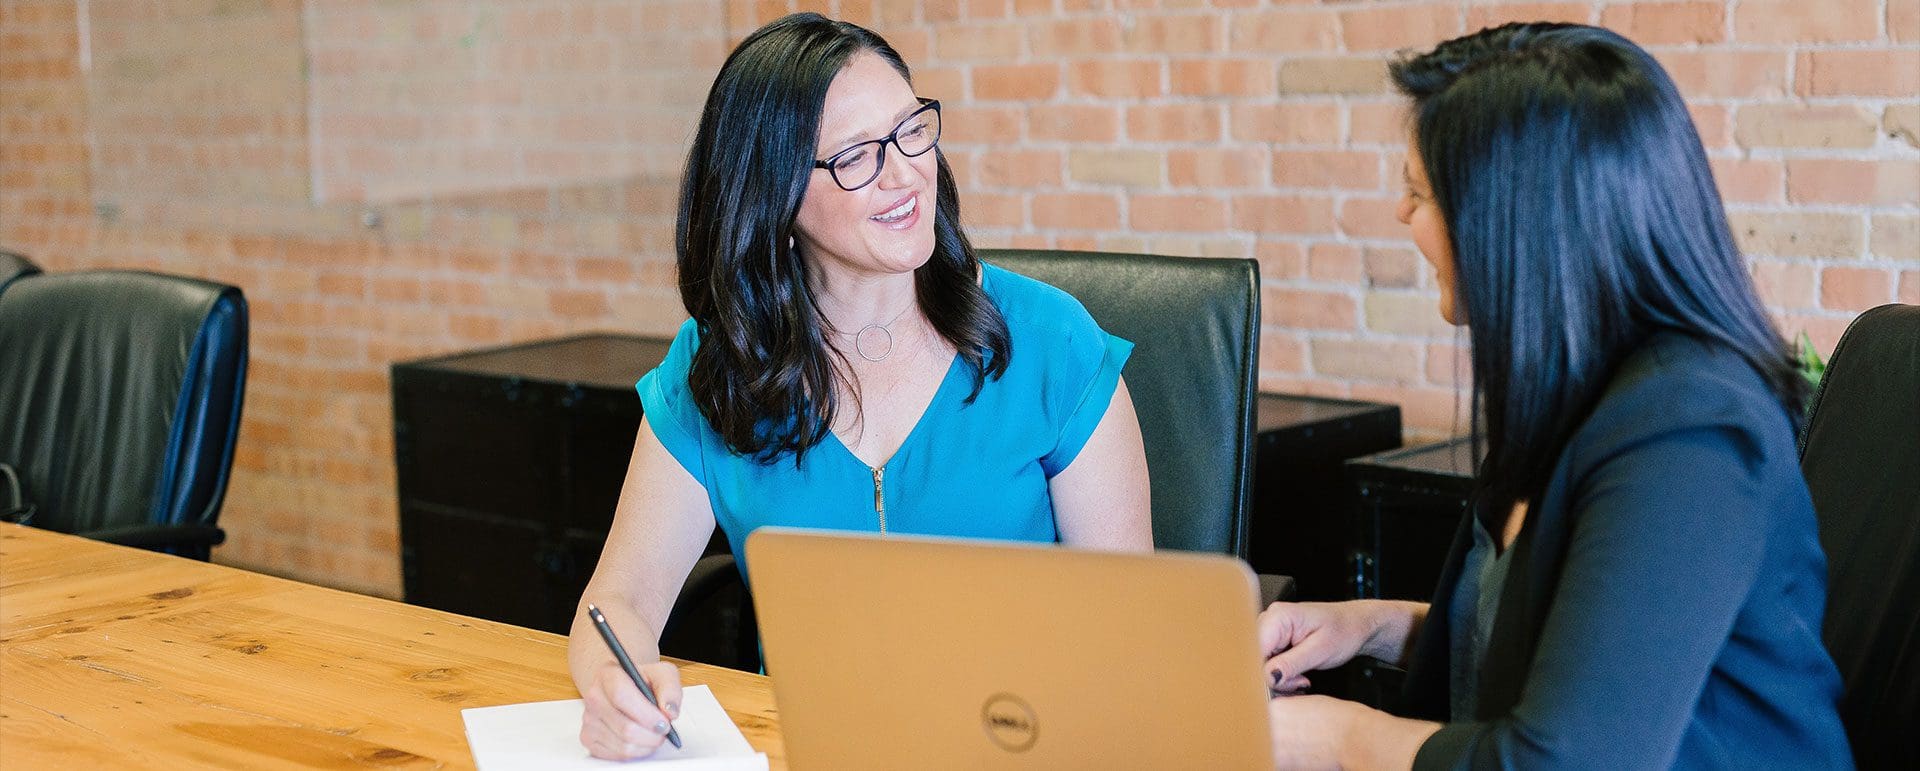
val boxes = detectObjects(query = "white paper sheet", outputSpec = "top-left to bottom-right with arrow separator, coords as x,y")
461,684 -> 768,771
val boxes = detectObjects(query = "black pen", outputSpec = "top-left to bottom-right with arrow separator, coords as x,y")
585,603 -> 682,749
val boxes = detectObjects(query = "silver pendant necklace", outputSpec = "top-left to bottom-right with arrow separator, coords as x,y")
849,304 -> 914,363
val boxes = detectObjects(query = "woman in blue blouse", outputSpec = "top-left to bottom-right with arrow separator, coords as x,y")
566,13 -> 1151,760
1256,25 -> 1852,769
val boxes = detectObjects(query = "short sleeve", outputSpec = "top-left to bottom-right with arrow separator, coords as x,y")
636,319 -> 709,485
1039,326 -> 1134,478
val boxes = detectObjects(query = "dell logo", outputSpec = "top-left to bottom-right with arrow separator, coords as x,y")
980,693 -> 1039,752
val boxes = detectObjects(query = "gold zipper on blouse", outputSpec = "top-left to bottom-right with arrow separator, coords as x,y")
870,465 -> 886,534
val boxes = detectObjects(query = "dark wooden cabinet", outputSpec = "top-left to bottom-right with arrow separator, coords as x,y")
1345,437 -> 1478,602
1247,393 -> 1403,601
391,333 -> 671,635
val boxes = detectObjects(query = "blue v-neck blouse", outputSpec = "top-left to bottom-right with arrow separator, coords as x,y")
636,263 -> 1132,581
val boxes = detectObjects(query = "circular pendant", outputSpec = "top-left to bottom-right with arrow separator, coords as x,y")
854,325 -> 893,362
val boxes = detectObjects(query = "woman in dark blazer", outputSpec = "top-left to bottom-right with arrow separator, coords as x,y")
1256,24 -> 1853,770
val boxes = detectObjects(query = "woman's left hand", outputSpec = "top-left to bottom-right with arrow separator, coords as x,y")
1267,694 -> 1359,771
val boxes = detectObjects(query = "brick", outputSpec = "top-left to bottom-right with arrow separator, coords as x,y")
942,105 -> 1023,144
1656,51 -> 1789,100
1066,60 -> 1164,98
1466,3 -> 1593,28
1265,288 -> 1358,330
1425,342 -> 1471,388
1311,339 -> 1420,380
1711,157 -> 1785,205
1750,259 -> 1818,309
1874,215 -> 1919,261
1352,383 -> 1464,436
1126,104 -> 1222,142
1902,271 -> 1920,305
1229,102 -> 1342,144
1231,195 -> 1337,235
1228,9 -> 1340,53
1259,331 -> 1307,375
1130,194 -> 1227,232
1121,14 -> 1219,54
933,24 -> 1023,61
1029,105 -> 1120,142
977,149 -> 1063,187
1272,150 -> 1381,191
1308,243 -> 1363,283
1348,100 -> 1411,146
1171,59 -> 1276,97
1365,246 -> 1423,289
1896,0 -> 1920,43
1889,105 -> 1920,149
961,191 -> 1025,228
972,63 -> 1060,101
1728,211 -> 1865,259
1734,0 -> 1879,43
1366,290 -> 1455,337
1691,104 -> 1732,150
1734,105 -> 1879,150
1168,147 -> 1267,188
1068,149 -> 1162,186
1145,236 -> 1250,259
1820,267 -> 1892,311
1032,193 -> 1121,230
1256,240 -> 1307,280
1341,4 -> 1463,52
1599,2 -> 1725,45
1029,18 -> 1122,57
1786,160 -> 1920,207
1338,196 -> 1405,240
1279,57 -> 1391,96
1798,51 -> 1920,98
913,66 -> 966,102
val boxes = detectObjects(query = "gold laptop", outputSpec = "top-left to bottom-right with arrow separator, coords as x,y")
745,528 -> 1273,770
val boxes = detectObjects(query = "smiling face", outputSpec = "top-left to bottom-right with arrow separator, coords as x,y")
791,52 -> 939,285
1396,139 -> 1464,326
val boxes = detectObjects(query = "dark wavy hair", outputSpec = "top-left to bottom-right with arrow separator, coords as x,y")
675,13 -> 1010,463
1390,23 -> 1805,514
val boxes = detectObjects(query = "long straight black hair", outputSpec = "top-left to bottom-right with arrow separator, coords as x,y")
676,13 -> 1010,463
1390,24 -> 1805,514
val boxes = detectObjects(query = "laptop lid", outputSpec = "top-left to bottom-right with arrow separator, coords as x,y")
746,528 -> 1273,770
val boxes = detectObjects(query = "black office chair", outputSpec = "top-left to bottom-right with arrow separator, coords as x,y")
1797,303 -> 1920,770
662,249 -> 1284,671
0,249 -> 40,294
0,270 -> 249,561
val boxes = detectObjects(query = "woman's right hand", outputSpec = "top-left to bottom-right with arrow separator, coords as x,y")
1257,601 -> 1394,695
578,659 -> 684,760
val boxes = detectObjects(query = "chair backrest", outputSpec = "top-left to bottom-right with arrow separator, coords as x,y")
0,249 -> 41,293
1797,303 -> 1920,770
0,270 -> 249,548
981,249 -> 1260,557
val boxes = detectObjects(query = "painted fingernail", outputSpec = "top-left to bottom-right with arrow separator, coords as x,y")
665,702 -> 681,719
652,720 -> 670,736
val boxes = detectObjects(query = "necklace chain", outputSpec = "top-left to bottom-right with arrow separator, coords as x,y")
838,302 -> 914,363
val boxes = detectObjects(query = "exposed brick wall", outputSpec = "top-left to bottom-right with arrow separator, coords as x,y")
2,0 -> 1914,596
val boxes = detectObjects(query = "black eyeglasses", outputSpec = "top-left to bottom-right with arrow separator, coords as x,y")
813,98 -> 942,192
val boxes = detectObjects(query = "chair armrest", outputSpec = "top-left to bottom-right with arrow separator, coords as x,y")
1258,573 -> 1297,607
80,524 -> 226,553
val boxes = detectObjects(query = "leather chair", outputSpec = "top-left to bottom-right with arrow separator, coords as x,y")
0,249 -> 40,294
1797,303 -> 1920,770
0,270 -> 249,560
663,249 -> 1286,671
982,249 -> 1262,557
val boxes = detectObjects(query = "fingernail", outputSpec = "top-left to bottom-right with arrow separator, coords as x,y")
652,720 -> 670,736
665,702 -> 681,719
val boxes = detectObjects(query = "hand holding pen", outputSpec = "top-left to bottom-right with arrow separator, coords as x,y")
579,603 -> 685,758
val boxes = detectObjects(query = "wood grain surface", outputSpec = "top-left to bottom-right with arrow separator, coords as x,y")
0,524 -> 784,769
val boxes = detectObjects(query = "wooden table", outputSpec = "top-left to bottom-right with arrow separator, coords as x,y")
0,524 -> 785,769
